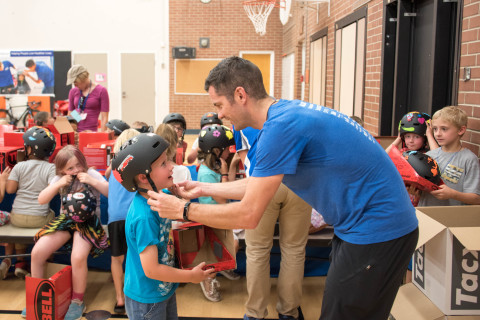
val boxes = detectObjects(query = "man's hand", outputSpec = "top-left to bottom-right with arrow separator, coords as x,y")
147,191 -> 185,220
172,180 -> 203,199
189,262 -> 216,283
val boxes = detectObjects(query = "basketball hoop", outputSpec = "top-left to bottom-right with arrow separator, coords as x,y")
243,0 -> 279,36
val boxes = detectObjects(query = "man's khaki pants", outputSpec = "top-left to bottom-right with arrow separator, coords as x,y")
245,183 -> 312,319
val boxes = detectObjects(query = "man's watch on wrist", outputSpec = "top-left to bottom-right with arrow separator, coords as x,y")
183,202 -> 192,222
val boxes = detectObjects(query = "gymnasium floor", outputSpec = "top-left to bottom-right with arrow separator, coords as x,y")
0,270 -> 326,319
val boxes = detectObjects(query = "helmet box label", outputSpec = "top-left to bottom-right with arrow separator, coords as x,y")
26,264 -> 72,320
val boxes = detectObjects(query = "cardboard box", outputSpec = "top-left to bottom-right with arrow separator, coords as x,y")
412,206 -> 480,315
47,117 -> 75,147
0,124 -> 15,145
173,222 -> 236,272
26,263 -> 72,320
85,140 -> 115,173
389,147 -> 442,192
78,132 -> 114,170
0,145 -> 24,172
3,131 -> 24,147
390,283 -> 480,320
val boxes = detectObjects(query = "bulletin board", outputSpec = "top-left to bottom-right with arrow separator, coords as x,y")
175,59 -> 221,95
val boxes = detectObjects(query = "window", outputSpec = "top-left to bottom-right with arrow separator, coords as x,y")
333,7 -> 367,118
309,28 -> 327,106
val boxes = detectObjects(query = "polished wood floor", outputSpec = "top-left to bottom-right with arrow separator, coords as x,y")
0,269 -> 325,319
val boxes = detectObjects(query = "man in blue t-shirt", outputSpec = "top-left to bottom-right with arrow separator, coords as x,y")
24,59 -> 54,94
0,61 -> 15,94
233,126 -> 311,320
147,57 -> 419,320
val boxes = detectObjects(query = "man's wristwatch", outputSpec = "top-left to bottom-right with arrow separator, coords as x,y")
183,202 -> 192,222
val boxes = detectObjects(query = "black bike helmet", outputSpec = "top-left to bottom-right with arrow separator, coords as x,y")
163,113 -> 186,130
112,133 -> 170,192
23,126 -> 56,159
62,183 -> 97,223
403,151 -> 442,185
106,119 -> 130,136
200,112 -> 223,129
135,125 -> 153,133
198,125 -> 235,154
398,112 -> 431,136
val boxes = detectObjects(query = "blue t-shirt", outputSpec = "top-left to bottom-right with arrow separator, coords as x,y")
34,61 -> 54,88
197,164 -> 220,204
0,60 -> 14,87
252,99 -> 418,245
124,193 -> 178,303
107,173 -> 135,224
233,126 -> 259,177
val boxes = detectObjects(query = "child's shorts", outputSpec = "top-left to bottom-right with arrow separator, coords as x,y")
11,210 -> 55,228
108,220 -> 127,257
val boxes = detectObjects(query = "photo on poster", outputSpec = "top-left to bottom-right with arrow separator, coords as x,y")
0,50 -> 54,96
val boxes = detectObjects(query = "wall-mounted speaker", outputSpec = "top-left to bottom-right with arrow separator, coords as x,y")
172,47 -> 196,59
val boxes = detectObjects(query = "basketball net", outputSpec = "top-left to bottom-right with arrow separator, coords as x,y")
243,0 -> 276,36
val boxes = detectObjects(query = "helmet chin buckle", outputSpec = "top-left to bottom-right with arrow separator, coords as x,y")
136,174 -> 159,194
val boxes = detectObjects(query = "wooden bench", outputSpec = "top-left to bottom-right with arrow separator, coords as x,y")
0,223 -> 109,245
0,223 -> 39,244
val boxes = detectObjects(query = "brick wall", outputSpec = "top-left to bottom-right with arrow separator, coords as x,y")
284,0 -> 384,135
169,0 -> 283,130
459,0 -> 480,157
284,0 -> 480,155
170,0 -> 480,157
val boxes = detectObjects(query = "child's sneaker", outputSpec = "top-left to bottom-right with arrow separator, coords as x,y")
219,269 -> 241,280
64,299 -> 86,320
200,277 -> 221,302
0,258 -> 11,280
14,261 -> 30,279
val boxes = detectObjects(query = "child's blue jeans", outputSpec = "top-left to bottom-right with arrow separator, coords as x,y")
125,293 -> 178,320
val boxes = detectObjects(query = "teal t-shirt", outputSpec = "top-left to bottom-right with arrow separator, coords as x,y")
197,164 -> 221,204
124,192 -> 178,303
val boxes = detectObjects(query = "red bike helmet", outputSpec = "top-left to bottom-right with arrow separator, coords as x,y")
200,112 -> 223,129
198,125 -> 235,154
403,151 -> 442,185
112,133 -> 170,192
23,126 -> 56,159
398,112 -> 431,136
62,183 -> 97,223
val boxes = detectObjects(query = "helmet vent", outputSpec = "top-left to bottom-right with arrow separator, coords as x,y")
152,141 -> 160,148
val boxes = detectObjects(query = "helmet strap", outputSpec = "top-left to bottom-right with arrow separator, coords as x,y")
136,173 -> 159,194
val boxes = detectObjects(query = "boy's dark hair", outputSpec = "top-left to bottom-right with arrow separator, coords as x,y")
204,56 -> 268,103
25,59 -> 35,68
34,111 -> 50,126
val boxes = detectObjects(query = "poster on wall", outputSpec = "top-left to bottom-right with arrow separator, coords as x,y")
0,50 -> 54,96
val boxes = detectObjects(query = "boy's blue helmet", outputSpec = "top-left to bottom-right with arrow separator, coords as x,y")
23,126 -> 56,159
198,125 -> 235,154
398,112 -> 431,137
112,133 -> 170,192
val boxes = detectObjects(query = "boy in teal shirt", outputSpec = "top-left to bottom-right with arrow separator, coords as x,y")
113,133 -> 214,320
